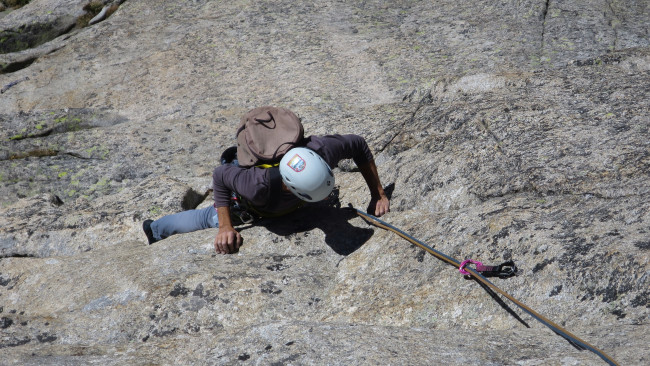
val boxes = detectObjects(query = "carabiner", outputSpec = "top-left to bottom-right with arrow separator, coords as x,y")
459,259 -> 483,275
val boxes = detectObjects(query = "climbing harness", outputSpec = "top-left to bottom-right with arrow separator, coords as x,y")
228,193 -> 255,225
353,208 -> 620,366
221,148 -> 302,223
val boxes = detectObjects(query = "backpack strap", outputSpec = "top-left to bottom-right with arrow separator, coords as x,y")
221,153 -> 304,220
239,167 -> 304,218
256,163 -> 279,169
267,166 -> 282,208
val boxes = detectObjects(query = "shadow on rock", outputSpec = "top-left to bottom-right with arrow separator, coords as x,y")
259,206 -> 374,255
254,193 -> 377,256
237,184 -> 396,254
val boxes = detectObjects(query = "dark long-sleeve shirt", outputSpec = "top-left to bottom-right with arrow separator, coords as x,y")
212,134 -> 374,214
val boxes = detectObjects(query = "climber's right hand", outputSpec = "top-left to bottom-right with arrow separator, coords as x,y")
214,225 -> 241,254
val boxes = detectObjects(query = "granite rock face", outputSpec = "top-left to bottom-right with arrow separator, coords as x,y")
1,0 -> 648,365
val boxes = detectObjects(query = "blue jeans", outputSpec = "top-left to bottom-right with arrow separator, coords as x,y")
150,205 -> 219,241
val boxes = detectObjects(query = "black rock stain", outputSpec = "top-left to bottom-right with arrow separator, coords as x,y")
169,284 -> 190,297
0,317 -> 13,329
36,333 -> 57,343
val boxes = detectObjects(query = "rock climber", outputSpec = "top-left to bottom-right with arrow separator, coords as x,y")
143,134 -> 390,254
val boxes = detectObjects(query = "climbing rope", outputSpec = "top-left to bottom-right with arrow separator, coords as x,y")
354,208 -> 620,366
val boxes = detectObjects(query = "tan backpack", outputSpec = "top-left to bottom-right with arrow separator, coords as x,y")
236,106 -> 304,168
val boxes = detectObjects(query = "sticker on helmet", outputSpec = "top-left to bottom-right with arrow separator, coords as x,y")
286,154 -> 306,172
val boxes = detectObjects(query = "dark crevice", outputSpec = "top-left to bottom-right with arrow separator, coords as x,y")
1,76 -> 29,92
0,57 -> 36,74
6,148 -> 59,160
0,22 -> 75,55
0,1 -> 126,60
477,119 -> 505,155
377,90 -> 433,153
472,183 -> 643,203
2,149 -> 103,161
61,151 -> 100,160
50,194 -> 64,206
181,188 -> 210,210
3,108 -> 129,143
76,1 -> 121,28
0,253 -> 36,259
605,0 -> 620,51
540,0 -> 550,52
0,0 -> 32,11
471,182 -> 540,203
6,128 -> 51,141
8,123 -> 102,142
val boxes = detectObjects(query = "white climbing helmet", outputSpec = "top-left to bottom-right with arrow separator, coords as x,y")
279,147 -> 334,202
